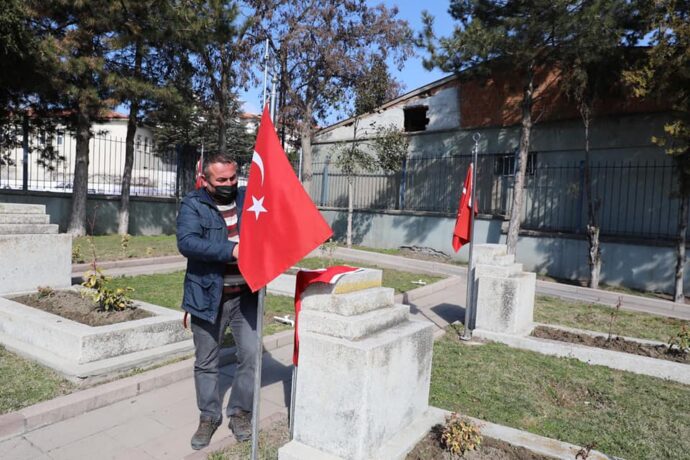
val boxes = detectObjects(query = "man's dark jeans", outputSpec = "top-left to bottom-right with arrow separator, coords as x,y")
190,290 -> 258,421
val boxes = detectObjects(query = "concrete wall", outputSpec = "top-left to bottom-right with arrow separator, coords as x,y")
321,208 -> 688,295
0,191 -> 177,235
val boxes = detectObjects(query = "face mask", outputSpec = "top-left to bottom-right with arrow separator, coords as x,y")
211,184 -> 238,204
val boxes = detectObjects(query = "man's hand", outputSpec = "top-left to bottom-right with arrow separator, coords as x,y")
232,243 -> 239,259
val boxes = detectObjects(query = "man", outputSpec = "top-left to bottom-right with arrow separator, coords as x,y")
176,151 -> 258,450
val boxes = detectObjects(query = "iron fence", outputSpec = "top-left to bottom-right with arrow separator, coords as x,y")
0,125 -> 188,198
309,155 -> 683,241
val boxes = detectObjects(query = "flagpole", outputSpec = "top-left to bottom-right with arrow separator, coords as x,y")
461,133 -> 480,341
250,287 -> 265,460
261,39 -> 270,107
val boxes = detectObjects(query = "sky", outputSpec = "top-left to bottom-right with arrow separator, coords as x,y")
239,1 -> 456,123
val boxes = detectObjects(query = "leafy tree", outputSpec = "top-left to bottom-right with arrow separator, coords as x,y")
354,55 -> 403,116
29,0 -> 115,236
108,0 -> 184,234
558,0 -> 645,288
263,0 -> 413,193
625,0 -> 690,302
335,122 -> 409,247
420,0 -> 584,255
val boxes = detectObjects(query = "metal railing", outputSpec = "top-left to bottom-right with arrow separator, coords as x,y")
308,155 -> 683,241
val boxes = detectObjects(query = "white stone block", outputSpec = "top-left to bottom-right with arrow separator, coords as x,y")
302,268 -> 382,296
299,304 -> 409,340
475,272 -> 536,336
0,234 -> 71,295
0,223 -> 58,234
300,287 -> 394,316
289,321 -> 434,460
0,203 -> 46,214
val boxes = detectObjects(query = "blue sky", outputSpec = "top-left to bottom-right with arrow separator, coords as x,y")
239,1 -> 456,120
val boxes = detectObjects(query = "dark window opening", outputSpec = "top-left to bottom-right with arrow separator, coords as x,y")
404,106 -> 429,132
494,151 -> 537,176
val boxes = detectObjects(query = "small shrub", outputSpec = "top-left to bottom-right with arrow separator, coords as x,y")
81,269 -> 134,312
668,324 -> 690,354
72,245 -> 84,263
440,412 -> 482,457
36,286 -> 55,299
319,239 -> 338,265
145,246 -> 154,257
120,234 -> 131,257
606,296 -> 622,341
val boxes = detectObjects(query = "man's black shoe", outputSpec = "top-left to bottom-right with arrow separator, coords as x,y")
191,416 -> 221,450
228,410 -> 252,442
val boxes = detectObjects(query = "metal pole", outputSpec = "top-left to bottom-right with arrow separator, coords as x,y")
461,133 -> 481,340
289,366 -> 297,439
22,115 -> 29,191
261,40 -> 270,108
270,69 -> 278,122
298,148 -> 303,182
250,287 -> 265,460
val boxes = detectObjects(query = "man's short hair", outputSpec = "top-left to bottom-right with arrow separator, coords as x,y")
203,151 -> 238,177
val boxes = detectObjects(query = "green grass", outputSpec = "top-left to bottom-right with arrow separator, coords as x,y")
72,234 -> 179,263
108,271 -> 295,337
430,328 -> 690,460
535,295 -> 689,342
297,257 -> 444,293
208,419 -> 288,460
0,346 -> 74,415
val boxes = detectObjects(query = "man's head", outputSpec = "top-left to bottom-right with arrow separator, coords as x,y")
202,151 -> 239,205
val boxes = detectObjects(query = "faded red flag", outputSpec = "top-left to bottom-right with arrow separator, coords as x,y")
452,163 -> 476,252
292,266 -> 362,365
238,106 -> 333,292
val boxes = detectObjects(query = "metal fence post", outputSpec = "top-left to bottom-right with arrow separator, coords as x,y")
577,160 -> 585,233
398,157 -> 407,210
320,161 -> 329,206
22,115 -> 29,191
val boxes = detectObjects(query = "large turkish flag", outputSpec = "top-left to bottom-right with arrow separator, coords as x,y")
238,106 -> 333,292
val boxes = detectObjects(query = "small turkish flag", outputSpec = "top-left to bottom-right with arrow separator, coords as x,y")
194,152 -> 204,190
452,163 -> 477,252
239,106 -> 333,292
292,266 -> 362,365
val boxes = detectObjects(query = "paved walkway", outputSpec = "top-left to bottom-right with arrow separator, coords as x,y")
1,345 -> 294,460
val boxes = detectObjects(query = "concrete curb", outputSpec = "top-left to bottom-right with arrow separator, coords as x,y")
473,329 -> 690,385
394,276 -> 462,304
433,407 -> 620,460
0,329 -> 294,442
72,255 -> 185,273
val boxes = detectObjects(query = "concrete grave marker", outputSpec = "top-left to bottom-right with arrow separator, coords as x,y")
279,268 -> 437,460
0,203 -> 71,295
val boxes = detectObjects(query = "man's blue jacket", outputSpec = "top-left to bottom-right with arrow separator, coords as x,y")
176,187 -> 246,323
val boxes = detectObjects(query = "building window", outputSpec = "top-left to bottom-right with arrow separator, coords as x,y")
494,151 -> 537,176
57,131 -> 64,146
403,106 -> 429,132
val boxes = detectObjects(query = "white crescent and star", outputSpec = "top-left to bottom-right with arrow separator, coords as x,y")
252,151 -> 265,186
249,151 -> 267,219
247,195 -> 267,220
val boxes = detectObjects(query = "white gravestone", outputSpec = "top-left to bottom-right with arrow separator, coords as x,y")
472,244 -> 536,336
0,203 -> 71,295
279,268 -> 436,460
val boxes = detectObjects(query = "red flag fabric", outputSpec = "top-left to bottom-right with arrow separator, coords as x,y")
194,152 -> 204,190
452,163 -> 476,252
292,266 -> 362,365
239,106 -> 333,291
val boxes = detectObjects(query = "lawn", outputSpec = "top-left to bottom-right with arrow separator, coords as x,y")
535,295 -> 688,343
0,346 -> 74,415
431,327 -> 690,460
72,234 -> 179,263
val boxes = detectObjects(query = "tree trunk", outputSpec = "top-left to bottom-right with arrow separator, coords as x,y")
300,105 -> 314,193
118,40 -> 142,236
675,193 -> 688,303
66,111 -> 91,236
347,177 -> 353,247
582,106 -> 602,288
506,67 -> 534,255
